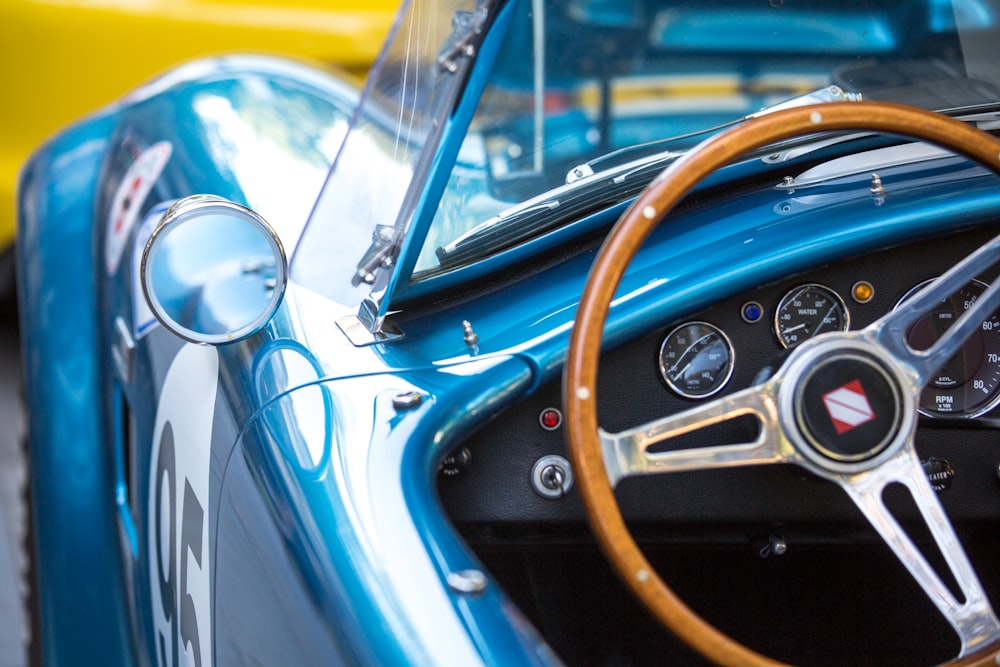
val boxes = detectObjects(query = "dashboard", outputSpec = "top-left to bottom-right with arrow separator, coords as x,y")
439,225 -> 1000,543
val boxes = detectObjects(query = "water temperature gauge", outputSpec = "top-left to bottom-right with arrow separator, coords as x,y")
775,283 -> 849,348
659,321 -> 735,399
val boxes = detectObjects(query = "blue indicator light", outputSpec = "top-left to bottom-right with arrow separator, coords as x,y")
741,301 -> 763,324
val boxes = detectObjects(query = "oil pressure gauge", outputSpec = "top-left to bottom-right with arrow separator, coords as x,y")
659,322 -> 735,399
775,284 -> 849,349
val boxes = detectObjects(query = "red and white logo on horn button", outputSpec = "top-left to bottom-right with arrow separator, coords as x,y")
822,379 -> 875,435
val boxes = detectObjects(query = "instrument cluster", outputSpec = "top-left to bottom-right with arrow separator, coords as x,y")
440,227 -> 1000,531
658,276 -> 1000,419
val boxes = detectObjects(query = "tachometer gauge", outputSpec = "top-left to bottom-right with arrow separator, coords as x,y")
775,284 -> 849,349
659,322 -> 734,399
898,278 -> 1000,417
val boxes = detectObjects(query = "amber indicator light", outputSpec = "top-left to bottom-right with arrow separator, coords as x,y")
852,281 -> 874,304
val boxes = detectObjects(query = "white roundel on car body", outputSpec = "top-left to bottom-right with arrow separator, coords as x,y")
105,141 -> 172,275
131,201 -> 174,339
147,343 -> 217,667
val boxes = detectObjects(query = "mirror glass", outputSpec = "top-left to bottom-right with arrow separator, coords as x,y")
142,195 -> 287,344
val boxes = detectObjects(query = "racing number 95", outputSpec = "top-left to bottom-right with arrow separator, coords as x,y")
155,422 -> 205,667
148,343 -> 216,667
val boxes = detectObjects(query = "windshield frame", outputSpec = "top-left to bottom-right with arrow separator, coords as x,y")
379,0 -> 520,313
290,0 -> 506,331
294,0 -> 1000,326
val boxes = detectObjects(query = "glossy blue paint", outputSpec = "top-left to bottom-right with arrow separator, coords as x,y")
100,60 -> 358,667
17,111 -> 133,666
18,56 -> 360,667
385,158 -> 1000,386
274,153 -> 1000,666
396,361 -> 561,665
392,132 -> 918,303
228,361 -> 547,665
17,2 -> 1000,665
348,155 -> 1000,666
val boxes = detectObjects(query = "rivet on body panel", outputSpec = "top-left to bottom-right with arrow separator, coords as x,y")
447,569 -> 488,594
392,391 -> 424,411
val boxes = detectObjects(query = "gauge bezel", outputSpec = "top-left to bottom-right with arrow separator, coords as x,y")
658,321 -> 736,400
895,277 -> 1000,419
774,282 -> 850,349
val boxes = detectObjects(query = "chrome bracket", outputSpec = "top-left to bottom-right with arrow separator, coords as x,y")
336,315 -> 403,347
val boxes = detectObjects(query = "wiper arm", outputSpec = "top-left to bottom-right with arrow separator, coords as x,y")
435,150 -> 681,267
566,85 -> 862,183
442,119 -> 817,271
436,92 -> 857,268
435,200 -> 561,265
435,92 -> 1000,272
745,84 -> 863,117
436,104 -> 840,268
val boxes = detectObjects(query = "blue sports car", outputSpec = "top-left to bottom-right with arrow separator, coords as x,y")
16,0 -> 1000,665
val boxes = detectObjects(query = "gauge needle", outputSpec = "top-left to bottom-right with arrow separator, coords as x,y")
668,333 -> 714,377
783,323 -> 807,334
813,303 -> 840,335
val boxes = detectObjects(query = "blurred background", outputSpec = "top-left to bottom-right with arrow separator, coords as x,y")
0,1 -> 397,664
0,0 -> 397,295
0,294 -> 23,667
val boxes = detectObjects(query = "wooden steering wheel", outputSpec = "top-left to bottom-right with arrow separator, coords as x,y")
564,101 -> 1000,666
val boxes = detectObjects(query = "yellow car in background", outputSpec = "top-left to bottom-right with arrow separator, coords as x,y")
0,0 -> 397,295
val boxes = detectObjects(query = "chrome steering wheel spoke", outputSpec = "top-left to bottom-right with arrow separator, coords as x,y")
871,233 -> 1000,387
838,444 -> 1000,656
599,383 -> 788,487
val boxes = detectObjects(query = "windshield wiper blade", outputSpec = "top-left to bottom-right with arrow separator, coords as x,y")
436,123 -> 838,268
435,149 -> 682,267
434,92 -> 1000,271
566,85 -> 862,183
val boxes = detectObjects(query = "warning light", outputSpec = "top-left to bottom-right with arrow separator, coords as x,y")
852,281 -> 874,304
539,408 -> 562,431
741,301 -> 764,324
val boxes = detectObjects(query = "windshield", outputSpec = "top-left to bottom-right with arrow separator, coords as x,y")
293,0 -> 1000,304
291,0 -> 488,309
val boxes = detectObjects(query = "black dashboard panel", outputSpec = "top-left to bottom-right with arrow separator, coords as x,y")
439,226 -> 1000,541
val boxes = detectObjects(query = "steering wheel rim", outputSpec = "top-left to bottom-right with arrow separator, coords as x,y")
563,101 -> 1000,667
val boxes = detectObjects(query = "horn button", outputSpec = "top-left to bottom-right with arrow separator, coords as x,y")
794,352 -> 902,464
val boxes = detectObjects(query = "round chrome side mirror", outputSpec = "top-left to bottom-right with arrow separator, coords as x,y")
141,195 -> 287,345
